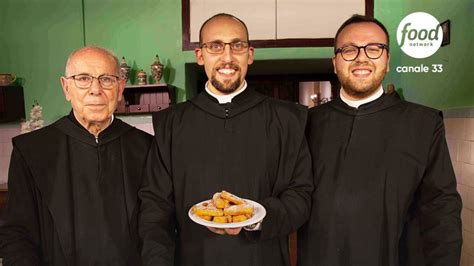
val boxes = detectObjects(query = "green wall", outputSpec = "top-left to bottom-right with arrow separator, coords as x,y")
0,0 -> 472,122
0,0 -> 83,121
377,0 -> 474,110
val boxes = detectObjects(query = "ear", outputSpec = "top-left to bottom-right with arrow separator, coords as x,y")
247,47 -> 255,65
386,53 -> 390,73
332,56 -> 337,74
195,48 -> 204,66
60,76 -> 72,101
117,78 -> 126,101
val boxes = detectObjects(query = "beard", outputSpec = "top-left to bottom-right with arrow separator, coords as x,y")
209,63 -> 243,94
210,76 -> 242,94
339,65 -> 387,99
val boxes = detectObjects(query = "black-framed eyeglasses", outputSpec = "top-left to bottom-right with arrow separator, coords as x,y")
335,43 -> 389,61
66,74 -> 120,89
200,41 -> 249,54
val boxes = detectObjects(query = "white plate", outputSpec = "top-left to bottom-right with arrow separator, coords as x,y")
188,199 -> 266,229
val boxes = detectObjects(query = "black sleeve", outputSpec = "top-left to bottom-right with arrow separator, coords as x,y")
417,115 -> 462,265
138,115 -> 177,265
258,108 -> 314,240
0,146 -> 41,265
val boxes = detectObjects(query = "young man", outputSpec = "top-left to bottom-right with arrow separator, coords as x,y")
298,15 -> 462,266
139,13 -> 313,266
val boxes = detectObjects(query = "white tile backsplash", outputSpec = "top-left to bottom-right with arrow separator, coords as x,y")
446,116 -> 474,265
0,123 -> 21,184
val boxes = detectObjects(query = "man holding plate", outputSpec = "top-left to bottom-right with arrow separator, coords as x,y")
139,13 -> 313,266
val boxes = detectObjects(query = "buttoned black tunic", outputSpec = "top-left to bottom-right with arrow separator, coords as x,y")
0,114 -> 152,265
139,89 -> 313,266
298,94 -> 462,266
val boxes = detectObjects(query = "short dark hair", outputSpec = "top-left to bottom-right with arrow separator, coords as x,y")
198,13 -> 250,45
334,14 -> 390,53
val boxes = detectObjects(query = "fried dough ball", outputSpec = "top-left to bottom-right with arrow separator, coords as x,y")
220,190 -> 245,205
223,204 -> 254,216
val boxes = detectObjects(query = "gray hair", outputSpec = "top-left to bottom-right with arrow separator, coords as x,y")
64,45 -> 120,77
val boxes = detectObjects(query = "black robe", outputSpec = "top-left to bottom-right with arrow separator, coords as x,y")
298,94 -> 462,266
0,114 -> 152,265
139,89 -> 313,266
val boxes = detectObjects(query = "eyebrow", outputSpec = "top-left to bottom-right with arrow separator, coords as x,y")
70,72 -> 90,76
204,38 -> 244,43
338,42 -> 387,48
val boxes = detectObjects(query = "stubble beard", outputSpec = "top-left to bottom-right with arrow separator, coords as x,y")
339,66 -> 387,99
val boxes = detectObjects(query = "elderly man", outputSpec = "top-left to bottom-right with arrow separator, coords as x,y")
0,46 -> 152,265
298,15 -> 462,266
139,13 -> 313,266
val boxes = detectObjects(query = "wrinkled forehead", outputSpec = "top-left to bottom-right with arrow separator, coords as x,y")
336,22 -> 388,47
201,17 -> 248,43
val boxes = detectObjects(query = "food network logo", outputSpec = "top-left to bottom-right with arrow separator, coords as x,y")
396,12 -> 443,59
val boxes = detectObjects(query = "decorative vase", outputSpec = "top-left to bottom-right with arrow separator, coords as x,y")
119,57 -> 131,82
150,54 -> 164,84
0,73 -> 16,86
137,69 -> 147,85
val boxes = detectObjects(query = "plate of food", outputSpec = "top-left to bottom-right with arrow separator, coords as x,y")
188,190 -> 266,229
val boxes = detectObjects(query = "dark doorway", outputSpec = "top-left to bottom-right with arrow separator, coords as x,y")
186,58 -> 339,105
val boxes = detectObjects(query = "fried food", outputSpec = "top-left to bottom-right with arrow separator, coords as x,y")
192,201 -> 224,217
212,193 -> 227,209
192,191 -> 254,224
220,190 -> 245,205
213,216 -> 229,223
198,215 -> 212,221
232,215 -> 249,223
223,204 -> 254,216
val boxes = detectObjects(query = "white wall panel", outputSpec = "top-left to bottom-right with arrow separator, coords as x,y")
190,0 -> 276,42
277,0 -> 365,39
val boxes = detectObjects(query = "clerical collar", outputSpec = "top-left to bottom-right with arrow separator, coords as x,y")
205,80 -> 247,104
340,86 -> 384,109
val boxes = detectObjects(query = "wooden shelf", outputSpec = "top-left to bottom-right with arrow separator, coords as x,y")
0,85 -> 25,123
124,83 -> 168,89
116,83 -> 173,115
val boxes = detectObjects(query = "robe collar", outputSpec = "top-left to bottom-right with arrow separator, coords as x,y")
205,80 -> 248,104
189,87 -> 267,119
52,111 -> 132,146
330,92 -> 402,116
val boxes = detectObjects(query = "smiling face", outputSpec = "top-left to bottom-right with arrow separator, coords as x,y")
333,22 -> 390,100
60,47 -> 125,132
195,15 -> 254,95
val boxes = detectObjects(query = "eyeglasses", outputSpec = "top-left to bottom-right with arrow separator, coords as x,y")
335,43 -> 388,61
66,74 -> 120,89
200,41 -> 249,54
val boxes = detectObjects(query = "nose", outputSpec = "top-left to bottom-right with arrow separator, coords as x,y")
221,43 -> 233,62
88,78 -> 103,95
355,47 -> 369,62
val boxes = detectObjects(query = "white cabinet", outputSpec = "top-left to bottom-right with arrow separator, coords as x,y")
190,0 -> 275,41
188,0 -> 367,43
276,0 -> 365,39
